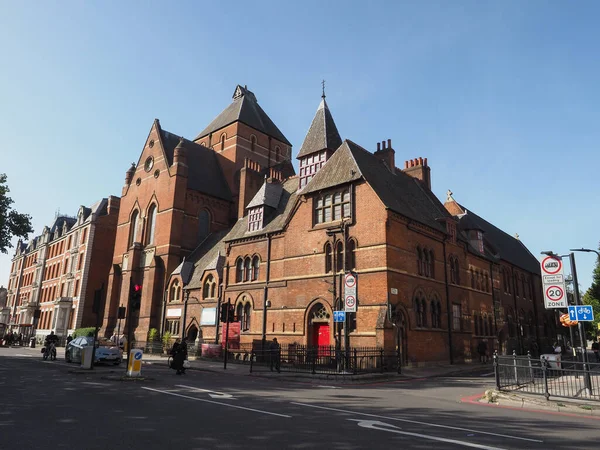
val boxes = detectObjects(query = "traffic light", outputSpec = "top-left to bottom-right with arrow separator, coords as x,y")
130,284 -> 142,310
220,303 -> 235,323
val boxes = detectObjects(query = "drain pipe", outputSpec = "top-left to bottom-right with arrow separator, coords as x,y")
442,239 -> 454,364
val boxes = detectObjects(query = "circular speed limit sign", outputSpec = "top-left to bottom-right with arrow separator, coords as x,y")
345,295 -> 356,308
545,285 -> 564,302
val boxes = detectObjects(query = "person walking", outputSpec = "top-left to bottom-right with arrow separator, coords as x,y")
270,338 -> 281,373
477,339 -> 488,364
171,338 -> 188,375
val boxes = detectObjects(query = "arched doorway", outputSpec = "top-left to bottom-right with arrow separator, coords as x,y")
307,302 -> 331,347
186,324 -> 199,343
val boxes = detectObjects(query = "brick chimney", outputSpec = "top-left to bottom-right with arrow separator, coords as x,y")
238,158 -> 264,219
403,156 -> 431,190
374,139 -> 395,172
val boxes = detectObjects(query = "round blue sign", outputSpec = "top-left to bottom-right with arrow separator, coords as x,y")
134,352 -> 143,360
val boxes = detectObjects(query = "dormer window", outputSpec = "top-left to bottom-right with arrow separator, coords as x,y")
314,188 -> 350,225
299,151 -> 326,189
248,207 -> 263,232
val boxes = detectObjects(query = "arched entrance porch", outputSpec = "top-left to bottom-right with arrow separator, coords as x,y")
306,302 -> 331,347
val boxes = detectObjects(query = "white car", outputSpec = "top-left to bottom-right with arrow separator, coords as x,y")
65,337 -> 122,365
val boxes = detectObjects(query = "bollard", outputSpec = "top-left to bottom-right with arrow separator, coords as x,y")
380,350 -> 384,373
493,351 -> 500,390
249,350 -> 254,373
541,356 -> 550,400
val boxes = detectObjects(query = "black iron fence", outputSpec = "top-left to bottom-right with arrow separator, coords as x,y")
247,344 -> 401,375
494,351 -> 600,402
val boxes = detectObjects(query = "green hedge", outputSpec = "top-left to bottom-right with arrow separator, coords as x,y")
72,327 -> 96,338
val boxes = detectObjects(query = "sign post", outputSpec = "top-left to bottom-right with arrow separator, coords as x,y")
540,256 -> 567,309
344,273 -> 357,312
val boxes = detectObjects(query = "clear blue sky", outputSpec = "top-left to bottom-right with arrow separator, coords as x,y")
1,1 -> 599,291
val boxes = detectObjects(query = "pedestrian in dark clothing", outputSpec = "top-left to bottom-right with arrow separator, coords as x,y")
477,340 -> 488,364
592,339 -> 600,363
66,335 -> 73,346
171,338 -> 188,375
270,338 -> 281,373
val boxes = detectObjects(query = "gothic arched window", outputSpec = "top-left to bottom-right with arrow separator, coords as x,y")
129,210 -> 139,247
235,259 -> 243,283
146,204 -> 157,245
252,256 -> 260,281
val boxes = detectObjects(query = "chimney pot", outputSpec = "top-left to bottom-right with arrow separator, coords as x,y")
424,157 -> 428,166
405,160 -> 409,169
410,159 -> 415,167
382,140 -> 386,150
419,157 -> 423,166
377,142 -> 381,151
387,139 -> 391,148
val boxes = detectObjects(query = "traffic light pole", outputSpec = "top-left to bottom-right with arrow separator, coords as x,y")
125,278 -> 133,373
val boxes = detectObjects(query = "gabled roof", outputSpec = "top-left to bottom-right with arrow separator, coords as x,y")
183,230 -> 230,290
194,85 -> 291,146
225,177 -> 299,241
457,205 -> 540,274
247,179 -> 283,209
303,140 -> 449,233
297,97 -> 342,159
159,128 -> 232,202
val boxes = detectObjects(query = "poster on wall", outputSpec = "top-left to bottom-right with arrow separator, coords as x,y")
200,307 -> 216,326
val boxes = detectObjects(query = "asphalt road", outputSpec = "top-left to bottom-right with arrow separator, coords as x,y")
0,347 -> 598,449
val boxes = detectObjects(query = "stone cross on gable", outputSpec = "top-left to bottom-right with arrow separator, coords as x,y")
446,190 -> 454,202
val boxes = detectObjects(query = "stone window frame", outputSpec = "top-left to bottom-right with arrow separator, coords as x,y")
313,187 -> 350,225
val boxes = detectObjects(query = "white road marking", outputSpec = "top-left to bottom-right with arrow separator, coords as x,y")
176,384 -> 236,399
142,387 -> 291,418
316,385 -> 340,389
15,354 -> 34,357
81,382 -> 111,387
292,402 -> 542,443
480,372 -> 495,377
350,419 -> 506,450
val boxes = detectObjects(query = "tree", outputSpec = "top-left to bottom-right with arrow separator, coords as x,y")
582,243 -> 600,340
0,173 -> 33,254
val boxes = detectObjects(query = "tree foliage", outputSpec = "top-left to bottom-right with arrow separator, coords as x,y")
0,174 -> 33,254
582,244 -> 600,339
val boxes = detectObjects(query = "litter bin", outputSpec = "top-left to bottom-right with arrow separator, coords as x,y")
80,346 -> 93,369
29,337 -> 36,348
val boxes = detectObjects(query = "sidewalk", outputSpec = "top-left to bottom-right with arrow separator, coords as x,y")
140,352 -> 489,383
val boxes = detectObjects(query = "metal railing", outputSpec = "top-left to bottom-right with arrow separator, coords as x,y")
494,351 -> 600,402
247,344 -> 401,375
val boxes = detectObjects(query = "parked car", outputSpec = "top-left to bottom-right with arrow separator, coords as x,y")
65,336 -> 122,365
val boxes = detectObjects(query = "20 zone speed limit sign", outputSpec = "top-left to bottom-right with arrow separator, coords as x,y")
545,286 -> 565,302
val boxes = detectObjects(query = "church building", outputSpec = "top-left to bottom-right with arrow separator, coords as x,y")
100,85 -> 553,363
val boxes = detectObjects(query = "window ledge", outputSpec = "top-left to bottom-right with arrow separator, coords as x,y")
310,220 -> 349,232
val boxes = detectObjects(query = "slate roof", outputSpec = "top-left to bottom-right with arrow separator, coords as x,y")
224,178 -> 299,241
184,230 -> 230,289
247,180 -> 283,209
297,97 -> 342,159
159,128 -> 232,202
303,140 -> 450,233
457,205 -> 540,274
194,85 -> 291,146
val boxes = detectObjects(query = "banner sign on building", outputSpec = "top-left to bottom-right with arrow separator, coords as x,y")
540,255 -> 567,309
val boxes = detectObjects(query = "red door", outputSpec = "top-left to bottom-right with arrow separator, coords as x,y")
315,324 -> 330,347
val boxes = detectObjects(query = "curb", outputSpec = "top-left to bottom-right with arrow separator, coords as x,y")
461,392 -> 600,420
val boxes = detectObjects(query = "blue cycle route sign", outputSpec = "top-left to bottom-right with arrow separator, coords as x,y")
334,311 -> 346,323
568,305 -> 594,322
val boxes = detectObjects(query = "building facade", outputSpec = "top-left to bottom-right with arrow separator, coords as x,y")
100,85 -> 552,363
5,197 -> 119,340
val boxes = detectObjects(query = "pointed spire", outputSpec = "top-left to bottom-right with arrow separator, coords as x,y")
297,91 -> 342,159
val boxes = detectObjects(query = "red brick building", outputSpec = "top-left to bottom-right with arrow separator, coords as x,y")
103,85 -> 553,363
5,197 -> 119,340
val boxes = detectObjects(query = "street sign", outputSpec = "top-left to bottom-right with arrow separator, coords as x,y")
344,273 -> 357,289
345,295 -> 356,312
344,272 -> 357,312
541,256 -> 563,275
540,255 -> 567,309
390,288 -> 398,295
334,311 -> 346,323
568,305 -> 594,322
